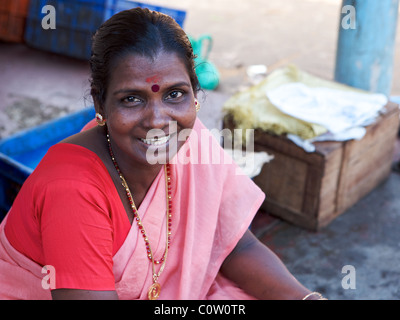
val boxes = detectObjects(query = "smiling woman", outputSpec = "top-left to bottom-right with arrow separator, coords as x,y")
99,51 -> 196,170
0,8 -> 324,300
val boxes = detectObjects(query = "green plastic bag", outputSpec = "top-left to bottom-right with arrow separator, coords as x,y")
189,34 -> 220,90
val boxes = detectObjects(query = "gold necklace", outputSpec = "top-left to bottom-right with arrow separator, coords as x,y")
107,132 -> 172,300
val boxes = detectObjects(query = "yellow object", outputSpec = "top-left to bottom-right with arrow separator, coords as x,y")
223,65 -> 368,140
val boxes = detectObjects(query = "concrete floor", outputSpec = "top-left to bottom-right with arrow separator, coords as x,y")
1,0 -> 400,300
251,172 -> 400,300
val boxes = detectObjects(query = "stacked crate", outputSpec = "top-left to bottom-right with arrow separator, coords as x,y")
24,0 -> 186,60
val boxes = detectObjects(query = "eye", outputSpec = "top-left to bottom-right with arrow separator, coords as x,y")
122,96 -> 142,104
165,90 -> 183,100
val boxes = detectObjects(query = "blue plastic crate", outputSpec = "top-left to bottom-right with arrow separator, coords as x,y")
0,107 -> 95,217
104,0 -> 186,26
24,0 -> 186,60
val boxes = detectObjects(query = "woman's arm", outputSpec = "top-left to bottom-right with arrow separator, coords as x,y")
51,289 -> 119,300
220,229 -> 315,300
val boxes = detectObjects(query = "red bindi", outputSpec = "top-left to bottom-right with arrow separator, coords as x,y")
151,84 -> 160,92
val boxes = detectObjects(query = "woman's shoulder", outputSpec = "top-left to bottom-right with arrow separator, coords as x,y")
59,125 -> 108,159
32,128 -> 109,185
46,143 -> 103,169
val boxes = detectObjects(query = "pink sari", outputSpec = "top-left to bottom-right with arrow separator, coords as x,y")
0,119 -> 264,299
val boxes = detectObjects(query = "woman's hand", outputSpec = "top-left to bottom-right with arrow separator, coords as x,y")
220,229 -> 313,300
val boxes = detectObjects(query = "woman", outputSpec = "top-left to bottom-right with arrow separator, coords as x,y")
0,8 -> 325,300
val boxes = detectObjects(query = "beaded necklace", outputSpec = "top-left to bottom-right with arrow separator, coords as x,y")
107,132 -> 172,300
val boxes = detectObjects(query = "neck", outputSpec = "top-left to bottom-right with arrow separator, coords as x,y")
105,129 -> 164,207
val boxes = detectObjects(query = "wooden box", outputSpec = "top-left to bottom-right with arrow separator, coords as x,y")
226,102 -> 400,230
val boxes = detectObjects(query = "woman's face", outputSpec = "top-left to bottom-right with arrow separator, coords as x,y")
99,51 -> 197,167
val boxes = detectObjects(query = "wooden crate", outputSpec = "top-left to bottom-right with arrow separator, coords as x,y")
225,102 -> 400,230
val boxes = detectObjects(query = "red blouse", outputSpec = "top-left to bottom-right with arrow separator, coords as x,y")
4,143 -> 131,291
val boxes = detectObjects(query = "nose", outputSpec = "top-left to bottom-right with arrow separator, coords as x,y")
142,100 -> 170,131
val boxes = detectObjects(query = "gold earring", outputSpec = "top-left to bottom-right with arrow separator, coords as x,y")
95,113 -> 106,126
195,99 -> 200,112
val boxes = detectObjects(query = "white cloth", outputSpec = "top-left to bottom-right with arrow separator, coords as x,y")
266,83 -> 387,138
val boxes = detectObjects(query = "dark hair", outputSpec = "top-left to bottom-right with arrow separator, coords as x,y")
89,8 -> 200,105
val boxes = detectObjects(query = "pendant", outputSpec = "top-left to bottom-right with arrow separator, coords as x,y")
148,282 -> 161,300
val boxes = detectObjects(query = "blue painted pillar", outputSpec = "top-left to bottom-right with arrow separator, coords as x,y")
335,0 -> 399,96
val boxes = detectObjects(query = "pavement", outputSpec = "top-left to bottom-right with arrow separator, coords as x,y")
1,0 -> 400,300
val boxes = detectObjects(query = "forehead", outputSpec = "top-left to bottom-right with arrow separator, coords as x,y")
108,51 -> 190,89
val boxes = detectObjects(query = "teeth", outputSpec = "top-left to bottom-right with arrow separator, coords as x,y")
140,135 -> 170,146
